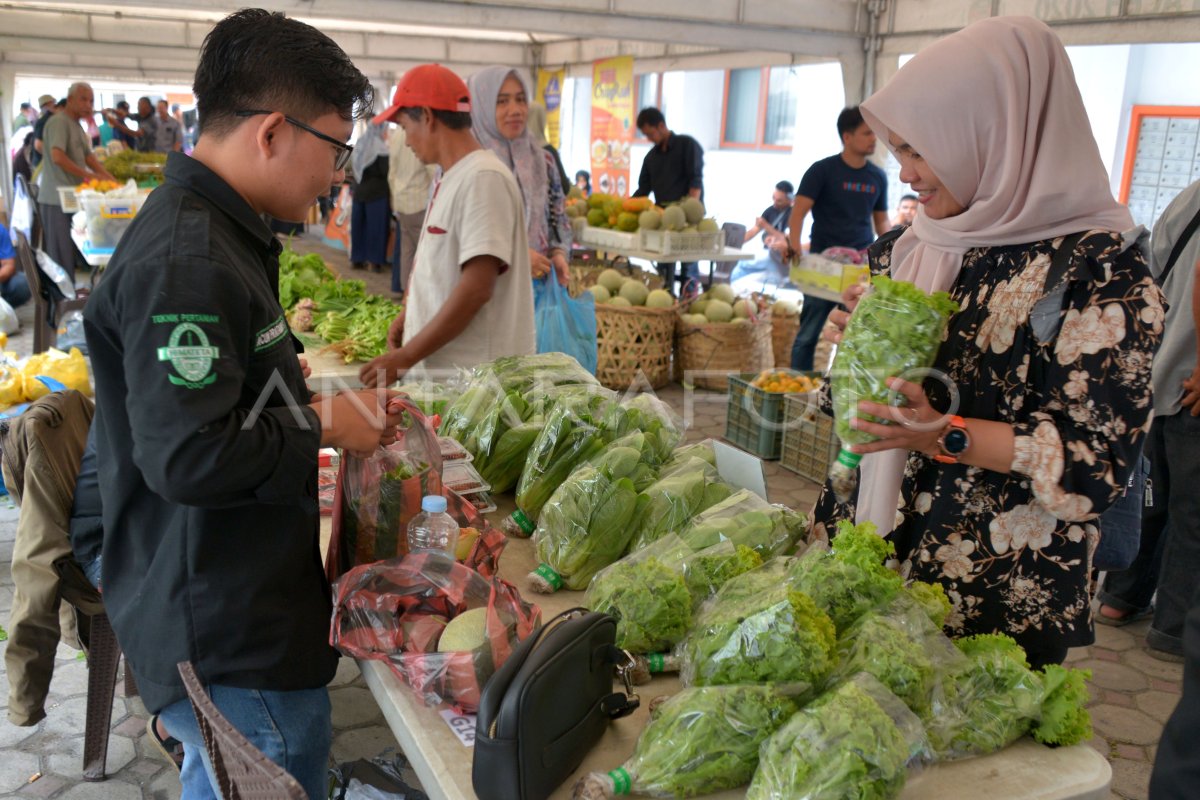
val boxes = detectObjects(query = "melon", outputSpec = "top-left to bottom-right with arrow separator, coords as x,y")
616,212 -> 639,232
689,299 -> 709,316
704,299 -> 734,323
683,313 -> 708,325
619,280 -> 650,306
662,205 -> 687,232
638,210 -> 662,230
709,283 -> 736,305
697,217 -> 719,233
588,285 -> 611,304
646,289 -> 674,308
598,268 -> 626,294
437,607 -> 489,653
772,299 -> 799,316
680,197 -> 705,224
732,299 -> 755,319
608,296 -> 633,308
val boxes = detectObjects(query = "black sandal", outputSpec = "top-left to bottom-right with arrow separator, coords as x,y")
146,714 -> 185,771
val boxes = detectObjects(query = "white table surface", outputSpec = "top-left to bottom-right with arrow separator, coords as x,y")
322,503 -> 1112,800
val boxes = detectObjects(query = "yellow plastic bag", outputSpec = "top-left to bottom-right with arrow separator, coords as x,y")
0,365 -> 23,407
22,347 -> 92,401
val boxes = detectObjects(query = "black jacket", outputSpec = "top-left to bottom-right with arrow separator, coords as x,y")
83,152 -> 335,713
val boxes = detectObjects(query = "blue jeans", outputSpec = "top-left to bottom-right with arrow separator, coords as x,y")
350,196 -> 390,266
791,296 -> 839,371
2,272 -> 31,308
158,684 -> 332,800
1098,411 -> 1200,655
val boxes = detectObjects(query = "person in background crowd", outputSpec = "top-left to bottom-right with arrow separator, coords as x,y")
1150,584 -> 1200,797
467,65 -> 571,286
1096,178 -> 1200,663
0,221 -> 33,309
104,101 -> 139,149
575,169 -> 591,196
97,109 -> 115,146
810,16 -> 1162,670
633,106 -> 704,289
786,105 -> 890,371
349,121 -> 391,273
107,97 -> 159,153
13,132 -> 35,187
37,83 -> 116,279
154,100 -> 184,153
387,124 -> 434,295
729,180 -> 794,288
892,193 -> 918,228
31,94 -> 57,168
82,11 -> 401,799
13,102 -> 35,133
527,102 -> 569,193
359,63 -> 535,385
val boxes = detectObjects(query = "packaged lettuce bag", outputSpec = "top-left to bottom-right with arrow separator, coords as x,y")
828,275 -> 958,501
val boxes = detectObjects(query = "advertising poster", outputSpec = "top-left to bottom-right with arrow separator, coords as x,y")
589,56 -> 634,198
323,184 -> 352,250
536,68 -> 564,149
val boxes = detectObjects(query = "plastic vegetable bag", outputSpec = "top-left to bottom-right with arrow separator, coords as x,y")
678,488 -> 806,558
678,563 -> 836,691
678,539 -> 763,610
826,593 -> 966,716
662,438 -> 717,472
628,457 -> 735,551
609,393 -> 684,463
330,551 -> 541,712
535,275 -> 598,375
527,443 -> 652,592
22,347 -> 91,400
748,673 -> 931,800
828,276 -> 958,501
786,520 -> 904,631
923,634 -> 1093,759
574,686 -> 798,799
585,534 -> 694,653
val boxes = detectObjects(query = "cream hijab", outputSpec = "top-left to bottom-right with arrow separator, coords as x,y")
854,15 -> 1134,535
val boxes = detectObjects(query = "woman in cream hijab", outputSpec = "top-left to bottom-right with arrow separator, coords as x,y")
811,16 -> 1164,668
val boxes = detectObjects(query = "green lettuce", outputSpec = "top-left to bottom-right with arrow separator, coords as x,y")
617,686 -> 797,797
662,439 -> 717,472
748,674 -> 926,800
678,489 -> 807,557
831,275 -> 958,446
629,458 -> 733,551
516,391 -> 620,518
679,541 -> 763,610
1034,664 -> 1093,747
787,520 -> 904,631
585,535 -> 694,653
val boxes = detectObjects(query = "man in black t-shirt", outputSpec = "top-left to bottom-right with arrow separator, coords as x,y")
786,106 -> 890,370
730,180 -> 793,288
633,107 -> 704,289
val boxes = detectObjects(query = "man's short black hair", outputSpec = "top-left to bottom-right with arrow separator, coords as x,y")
636,107 -> 665,129
20,102 -> 31,111
900,193 -> 918,202
398,107 -> 472,131
193,8 -> 373,139
575,170 -> 590,181
55,99 -> 66,109
837,106 -> 866,139
116,101 -> 130,111
775,180 -> 794,196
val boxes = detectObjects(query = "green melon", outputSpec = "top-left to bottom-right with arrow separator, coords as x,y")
689,298 -> 709,316
709,283 -> 736,305
680,197 -> 705,224
608,296 -> 633,308
704,299 -> 734,323
645,289 -> 674,308
588,285 -> 611,304
732,299 -> 755,319
662,205 -> 687,232
437,608 -> 489,653
772,299 -> 799,316
697,217 -> 719,233
638,210 -> 662,230
619,280 -> 650,306
598,268 -> 626,294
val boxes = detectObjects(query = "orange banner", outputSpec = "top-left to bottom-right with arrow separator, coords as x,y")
590,56 -> 634,198
324,184 -> 352,250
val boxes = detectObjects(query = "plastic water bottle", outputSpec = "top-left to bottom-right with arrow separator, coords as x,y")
407,496 -> 460,555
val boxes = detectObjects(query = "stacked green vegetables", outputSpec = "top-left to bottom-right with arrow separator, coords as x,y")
277,246 -> 403,363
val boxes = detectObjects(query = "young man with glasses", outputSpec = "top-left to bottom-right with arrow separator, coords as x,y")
83,11 -> 403,798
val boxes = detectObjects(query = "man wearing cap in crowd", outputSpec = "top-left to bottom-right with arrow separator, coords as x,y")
360,63 -> 535,387
30,94 -> 57,168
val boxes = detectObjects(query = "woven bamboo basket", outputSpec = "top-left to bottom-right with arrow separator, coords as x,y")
675,317 -> 774,390
770,313 -> 801,368
594,303 -> 677,390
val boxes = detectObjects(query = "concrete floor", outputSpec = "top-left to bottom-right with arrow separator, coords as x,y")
0,230 -> 1183,800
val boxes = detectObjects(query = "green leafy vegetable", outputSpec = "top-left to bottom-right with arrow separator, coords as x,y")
903,581 -> 952,628
679,541 -> 763,610
586,544 -> 693,653
629,458 -> 732,551
831,275 -> 959,447
787,520 -> 904,631
678,489 -> 806,557
1034,664 -> 1093,747
610,686 -> 797,798
748,674 -> 927,800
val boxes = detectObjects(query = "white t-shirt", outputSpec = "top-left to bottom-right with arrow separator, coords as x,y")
403,149 -> 535,376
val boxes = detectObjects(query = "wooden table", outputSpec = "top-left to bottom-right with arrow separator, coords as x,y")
322,502 -> 1112,800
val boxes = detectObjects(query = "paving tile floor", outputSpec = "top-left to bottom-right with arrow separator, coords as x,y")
0,230 -> 1183,799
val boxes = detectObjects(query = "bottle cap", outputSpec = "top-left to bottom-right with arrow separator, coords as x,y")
421,495 -> 448,513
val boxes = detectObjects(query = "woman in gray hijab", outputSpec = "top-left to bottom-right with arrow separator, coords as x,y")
467,66 -> 571,285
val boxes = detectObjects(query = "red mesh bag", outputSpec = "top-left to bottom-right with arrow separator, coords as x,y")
330,551 -> 541,711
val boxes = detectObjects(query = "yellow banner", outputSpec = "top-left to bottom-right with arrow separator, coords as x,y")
590,56 -> 634,198
536,69 -> 564,150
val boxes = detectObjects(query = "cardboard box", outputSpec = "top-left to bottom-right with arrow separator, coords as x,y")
789,253 -> 869,293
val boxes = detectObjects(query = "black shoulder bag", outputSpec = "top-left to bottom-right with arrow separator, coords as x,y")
472,608 -> 639,800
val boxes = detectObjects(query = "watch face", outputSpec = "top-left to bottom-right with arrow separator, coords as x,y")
944,428 -> 969,454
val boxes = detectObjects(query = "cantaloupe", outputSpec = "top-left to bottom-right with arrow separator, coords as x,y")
662,205 -> 687,232
619,280 -> 650,306
598,269 -> 626,294
638,210 -> 662,230
704,299 -> 734,323
689,298 -> 709,316
709,283 -> 736,305
437,607 -> 489,653
732,299 -> 755,319
697,218 -> 719,233
645,289 -> 674,308
680,197 -> 705,224
772,299 -> 799,316
588,285 -> 611,304
608,296 -> 633,308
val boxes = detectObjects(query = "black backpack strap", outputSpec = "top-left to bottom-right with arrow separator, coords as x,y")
1159,204 -> 1200,288
1030,231 -> 1088,346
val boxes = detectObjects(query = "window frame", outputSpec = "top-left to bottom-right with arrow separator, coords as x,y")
720,66 -> 794,152
633,72 -> 663,142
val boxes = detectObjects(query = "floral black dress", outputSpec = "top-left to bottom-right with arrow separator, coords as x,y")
810,229 -> 1165,654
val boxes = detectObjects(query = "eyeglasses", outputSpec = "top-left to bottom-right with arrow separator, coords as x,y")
235,110 -> 354,171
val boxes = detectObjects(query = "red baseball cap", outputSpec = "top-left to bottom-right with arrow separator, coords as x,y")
373,64 -> 471,124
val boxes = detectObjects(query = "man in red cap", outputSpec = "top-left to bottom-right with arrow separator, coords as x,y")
360,63 -> 535,386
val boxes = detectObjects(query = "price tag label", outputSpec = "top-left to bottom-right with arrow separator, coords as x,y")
439,709 -> 477,747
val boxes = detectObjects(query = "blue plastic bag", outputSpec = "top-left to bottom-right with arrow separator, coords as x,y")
534,276 -> 597,375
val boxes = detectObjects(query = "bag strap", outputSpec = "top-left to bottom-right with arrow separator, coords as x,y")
1159,203 -> 1200,287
